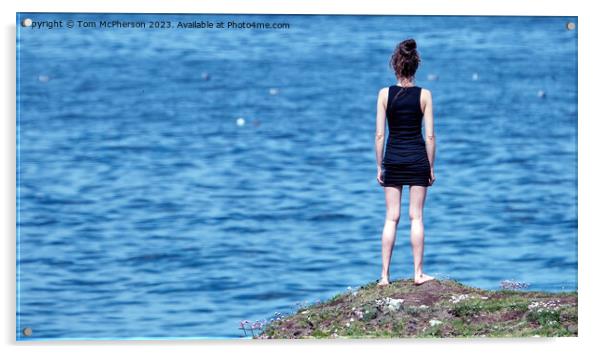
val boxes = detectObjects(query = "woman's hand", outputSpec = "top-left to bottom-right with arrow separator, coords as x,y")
429,168 -> 436,186
376,166 -> 384,186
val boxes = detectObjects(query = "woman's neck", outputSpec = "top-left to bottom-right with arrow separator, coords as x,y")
396,77 -> 415,87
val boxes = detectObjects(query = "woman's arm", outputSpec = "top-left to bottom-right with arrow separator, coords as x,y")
422,89 -> 436,173
375,87 -> 387,169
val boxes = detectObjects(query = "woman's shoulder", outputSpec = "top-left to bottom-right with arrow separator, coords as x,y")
378,86 -> 391,100
419,87 -> 432,100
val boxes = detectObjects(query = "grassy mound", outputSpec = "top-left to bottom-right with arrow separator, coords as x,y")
256,279 -> 577,339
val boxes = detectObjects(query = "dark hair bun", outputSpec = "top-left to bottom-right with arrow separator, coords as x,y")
389,38 -> 421,79
402,39 -> 417,52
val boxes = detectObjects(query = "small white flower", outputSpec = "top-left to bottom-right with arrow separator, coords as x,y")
429,319 -> 443,326
449,294 -> 471,304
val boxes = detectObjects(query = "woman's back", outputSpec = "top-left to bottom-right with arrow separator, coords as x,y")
383,85 -> 428,166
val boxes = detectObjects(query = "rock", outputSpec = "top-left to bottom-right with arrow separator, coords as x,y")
568,324 -> 578,333
374,297 -> 404,311
256,278 -> 577,339
386,298 -> 404,311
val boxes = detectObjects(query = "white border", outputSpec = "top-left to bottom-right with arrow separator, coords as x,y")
3,1 -> 600,353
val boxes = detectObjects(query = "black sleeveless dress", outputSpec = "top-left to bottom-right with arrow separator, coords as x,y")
381,85 -> 431,187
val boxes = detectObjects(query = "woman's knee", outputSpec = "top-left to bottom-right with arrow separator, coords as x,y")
386,210 -> 400,223
409,209 -> 422,221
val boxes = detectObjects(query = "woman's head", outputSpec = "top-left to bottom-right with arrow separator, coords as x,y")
389,38 -> 421,80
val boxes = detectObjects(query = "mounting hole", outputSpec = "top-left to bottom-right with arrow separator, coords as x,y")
22,327 -> 32,337
21,18 -> 32,27
566,22 -> 576,31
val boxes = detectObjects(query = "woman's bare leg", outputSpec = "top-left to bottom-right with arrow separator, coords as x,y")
379,185 -> 401,286
409,185 -> 434,285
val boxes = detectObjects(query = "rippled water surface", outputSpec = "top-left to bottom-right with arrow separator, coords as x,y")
17,13 -> 578,339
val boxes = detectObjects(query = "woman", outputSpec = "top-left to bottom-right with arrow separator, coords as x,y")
374,38 -> 436,286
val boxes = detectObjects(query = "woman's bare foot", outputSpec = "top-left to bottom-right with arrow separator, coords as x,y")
377,277 -> 391,287
414,273 -> 434,285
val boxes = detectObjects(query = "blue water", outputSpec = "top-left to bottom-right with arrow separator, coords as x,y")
16,13 -> 578,340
